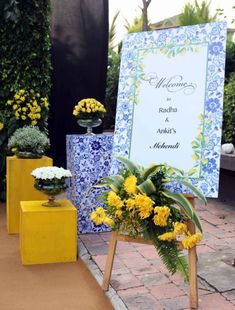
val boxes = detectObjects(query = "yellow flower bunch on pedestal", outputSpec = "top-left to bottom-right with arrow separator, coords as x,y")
73,98 -> 106,120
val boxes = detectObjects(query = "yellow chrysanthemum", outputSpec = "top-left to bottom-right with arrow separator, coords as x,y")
107,191 -> 123,209
103,217 -> 114,227
182,233 -> 202,249
0,123 -> 4,131
158,231 -> 176,242
135,194 -> 154,219
115,210 -> 122,218
173,222 -> 187,235
125,198 -> 136,212
123,175 -> 137,195
153,206 -> 170,227
90,207 -> 106,225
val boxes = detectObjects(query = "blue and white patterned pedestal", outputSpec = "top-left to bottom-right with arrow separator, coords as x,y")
66,134 -> 113,233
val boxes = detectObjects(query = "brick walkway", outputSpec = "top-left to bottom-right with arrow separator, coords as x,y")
80,198 -> 235,309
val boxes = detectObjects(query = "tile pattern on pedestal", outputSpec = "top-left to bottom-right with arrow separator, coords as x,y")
66,134 -> 113,233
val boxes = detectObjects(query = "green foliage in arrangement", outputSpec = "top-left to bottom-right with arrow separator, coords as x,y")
0,0 -> 51,200
222,73 -> 235,144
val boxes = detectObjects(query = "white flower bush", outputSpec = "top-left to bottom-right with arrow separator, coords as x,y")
31,166 -> 72,180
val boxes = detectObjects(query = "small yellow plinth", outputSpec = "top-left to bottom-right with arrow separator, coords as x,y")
20,200 -> 77,265
6,156 -> 52,234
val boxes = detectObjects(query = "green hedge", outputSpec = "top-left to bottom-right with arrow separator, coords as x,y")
222,73 -> 235,144
0,0 -> 51,200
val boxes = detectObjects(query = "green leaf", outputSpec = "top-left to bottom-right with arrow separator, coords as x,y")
137,179 -> 156,195
164,164 -> 184,176
180,180 -> 207,204
142,164 -> 161,180
103,175 -> 124,192
116,156 -> 141,176
192,211 -> 203,232
161,190 -> 194,219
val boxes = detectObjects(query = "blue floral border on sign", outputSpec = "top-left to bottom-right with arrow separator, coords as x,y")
111,22 -> 227,198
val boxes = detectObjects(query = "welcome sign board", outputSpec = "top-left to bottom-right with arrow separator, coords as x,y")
111,22 -> 227,197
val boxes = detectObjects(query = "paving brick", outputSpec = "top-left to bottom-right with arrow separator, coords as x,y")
217,223 -> 235,233
148,259 -> 169,273
85,243 -> 108,255
99,232 -> 112,242
118,251 -> 144,260
93,254 -> 125,271
199,292 -> 235,310
110,273 -> 142,290
196,244 -> 215,254
131,265 -> 159,276
136,245 -> 159,260
199,210 -> 228,226
222,290 -> 235,302
116,242 -> 139,254
80,233 -> 103,243
122,257 -> 152,269
158,295 -> 189,310
137,272 -> 170,288
119,287 -> 163,310
150,283 -> 185,300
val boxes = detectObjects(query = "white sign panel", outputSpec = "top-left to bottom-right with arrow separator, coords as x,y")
111,22 -> 227,197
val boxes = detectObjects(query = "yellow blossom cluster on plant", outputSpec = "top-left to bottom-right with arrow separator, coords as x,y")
90,206 -> 114,227
123,175 -> 137,195
135,193 -> 154,219
6,89 -> 49,125
153,206 -> 171,227
158,231 -> 176,241
182,232 -> 202,249
73,98 -> 106,118
0,122 -> 4,131
158,221 -> 202,249
107,191 -> 123,209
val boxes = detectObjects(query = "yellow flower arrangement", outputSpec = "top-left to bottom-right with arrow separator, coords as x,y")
73,98 -> 106,120
6,89 -> 49,126
89,157 -> 207,280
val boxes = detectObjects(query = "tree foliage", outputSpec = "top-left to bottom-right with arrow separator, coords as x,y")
179,0 -> 217,26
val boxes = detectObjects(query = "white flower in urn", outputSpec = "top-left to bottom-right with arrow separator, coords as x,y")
31,166 -> 72,207
31,166 -> 72,180
221,143 -> 234,154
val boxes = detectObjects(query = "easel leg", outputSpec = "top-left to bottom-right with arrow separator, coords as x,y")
102,231 -> 118,291
187,220 -> 198,309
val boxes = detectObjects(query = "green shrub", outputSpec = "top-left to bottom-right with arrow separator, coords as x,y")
0,0 -> 51,200
8,126 -> 50,155
222,73 -> 235,144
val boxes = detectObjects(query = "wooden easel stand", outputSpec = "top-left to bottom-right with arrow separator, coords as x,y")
102,196 -> 198,309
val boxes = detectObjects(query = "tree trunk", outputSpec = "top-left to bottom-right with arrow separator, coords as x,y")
142,0 -> 151,31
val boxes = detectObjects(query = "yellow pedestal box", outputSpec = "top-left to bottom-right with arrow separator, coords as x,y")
6,156 -> 53,234
20,200 -> 77,265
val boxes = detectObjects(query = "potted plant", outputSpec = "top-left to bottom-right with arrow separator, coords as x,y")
31,166 -> 72,207
90,157 -> 206,280
8,126 -> 50,158
73,98 -> 106,134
